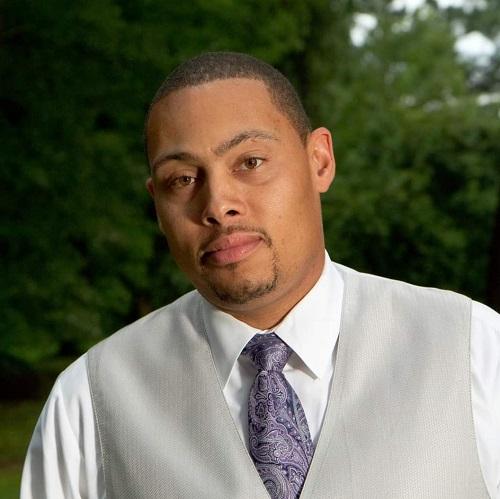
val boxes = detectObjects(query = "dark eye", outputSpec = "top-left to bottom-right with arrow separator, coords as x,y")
241,157 -> 263,170
172,175 -> 196,188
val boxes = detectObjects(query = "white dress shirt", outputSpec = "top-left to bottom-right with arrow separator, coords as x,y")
21,258 -> 500,499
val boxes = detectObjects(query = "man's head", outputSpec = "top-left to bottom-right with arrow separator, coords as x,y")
146,52 -> 311,147
145,52 -> 335,328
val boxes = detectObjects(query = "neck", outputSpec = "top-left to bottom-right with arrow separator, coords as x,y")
216,252 -> 325,330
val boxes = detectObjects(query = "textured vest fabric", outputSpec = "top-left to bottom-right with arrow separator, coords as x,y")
87,267 -> 489,498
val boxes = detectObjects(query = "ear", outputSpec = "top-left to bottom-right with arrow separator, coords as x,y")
307,127 -> 335,193
146,177 -> 155,198
145,177 -> 165,234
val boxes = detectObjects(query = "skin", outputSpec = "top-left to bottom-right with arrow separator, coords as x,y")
146,78 -> 335,329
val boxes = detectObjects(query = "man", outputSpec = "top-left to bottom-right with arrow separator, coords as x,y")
22,52 -> 499,498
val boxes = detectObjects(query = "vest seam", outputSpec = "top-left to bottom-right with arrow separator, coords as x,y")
337,270 -> 355,497
466,298 -> 492,497
303,267 -> 354,498
86,349 -> 110,498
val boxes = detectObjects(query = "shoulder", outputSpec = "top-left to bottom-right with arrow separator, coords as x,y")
33,354 -> 92,445
115,288 -> 201,334
51,291 -> 202,393
55,354 -> 90,403
471,301 -> 500,356
333,262 -> 471,308
89,289 -> 202,353
332,262 -> 475,338
87,290 -> 208,381
472,300 -> 500,330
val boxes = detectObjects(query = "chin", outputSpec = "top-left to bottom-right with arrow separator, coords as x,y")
198,246 -> 280,305
201,256 -> 279,306
208,274 -> 279,306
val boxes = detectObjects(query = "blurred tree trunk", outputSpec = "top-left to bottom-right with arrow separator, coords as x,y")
486,188 -> 500,312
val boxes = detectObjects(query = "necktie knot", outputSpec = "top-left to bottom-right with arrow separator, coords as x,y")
242,333 -> 291,373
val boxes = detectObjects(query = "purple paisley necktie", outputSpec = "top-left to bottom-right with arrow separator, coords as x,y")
242,333 -> 315,499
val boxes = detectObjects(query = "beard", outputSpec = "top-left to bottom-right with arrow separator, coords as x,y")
200,226 -> 279,305
206,255 -> 279,305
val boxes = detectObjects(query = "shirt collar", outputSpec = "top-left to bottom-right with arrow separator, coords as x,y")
201,252 -> 344,388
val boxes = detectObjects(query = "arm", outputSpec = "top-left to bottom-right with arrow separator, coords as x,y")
20,355 -> 103,499
471,301 -> 500,498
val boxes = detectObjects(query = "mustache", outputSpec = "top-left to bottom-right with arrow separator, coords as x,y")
199,225 -> 273,253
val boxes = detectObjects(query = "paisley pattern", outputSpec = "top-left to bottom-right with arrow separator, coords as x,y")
242,333 -> 315,499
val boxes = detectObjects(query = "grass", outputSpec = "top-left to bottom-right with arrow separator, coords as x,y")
0,465 -> 23,499
0,400 -> 45,499
0,356 -> 77,498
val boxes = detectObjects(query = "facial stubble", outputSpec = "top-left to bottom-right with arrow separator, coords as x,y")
201,230 -> 280,305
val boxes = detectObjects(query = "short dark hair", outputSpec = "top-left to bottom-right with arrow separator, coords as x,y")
145,52 -> 311,162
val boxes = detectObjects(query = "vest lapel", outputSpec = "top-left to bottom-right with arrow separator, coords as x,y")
299,270 -> 353,499
198,311 -> 272,498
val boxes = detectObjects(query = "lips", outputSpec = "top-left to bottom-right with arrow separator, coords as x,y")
201,232 -> 264,266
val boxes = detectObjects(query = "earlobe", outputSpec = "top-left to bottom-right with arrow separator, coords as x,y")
308,127 -> 335,193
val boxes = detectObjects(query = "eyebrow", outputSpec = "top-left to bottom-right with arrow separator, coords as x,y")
151,151 -> 203,172
151,129 -> 278,172
212,129 -> 279,156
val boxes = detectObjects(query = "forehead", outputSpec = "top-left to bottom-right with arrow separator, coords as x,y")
146,78 -> 297,158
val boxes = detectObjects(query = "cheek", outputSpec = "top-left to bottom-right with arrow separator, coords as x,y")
156,199 -> 182,230
275,183 -> 321,241
260,191 -> 306,243
278,179 -> 316,217
156,208 -> 193,253
164,223 -> 191,252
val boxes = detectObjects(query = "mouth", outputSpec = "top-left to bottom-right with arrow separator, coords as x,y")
201,232 -> 264,266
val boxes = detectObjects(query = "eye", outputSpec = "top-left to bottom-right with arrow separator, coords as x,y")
241,157 -> 263,170
171,175 -> 196,188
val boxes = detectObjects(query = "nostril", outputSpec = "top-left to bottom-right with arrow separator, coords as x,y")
206,216 -> 218,225
227,210 -> 238,216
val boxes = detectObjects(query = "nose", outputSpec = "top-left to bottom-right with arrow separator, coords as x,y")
200,176 -> 245,226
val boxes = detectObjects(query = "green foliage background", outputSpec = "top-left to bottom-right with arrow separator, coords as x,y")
2,0 -> 499,366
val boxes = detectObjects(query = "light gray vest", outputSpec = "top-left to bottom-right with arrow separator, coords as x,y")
88,267 -> 489,498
